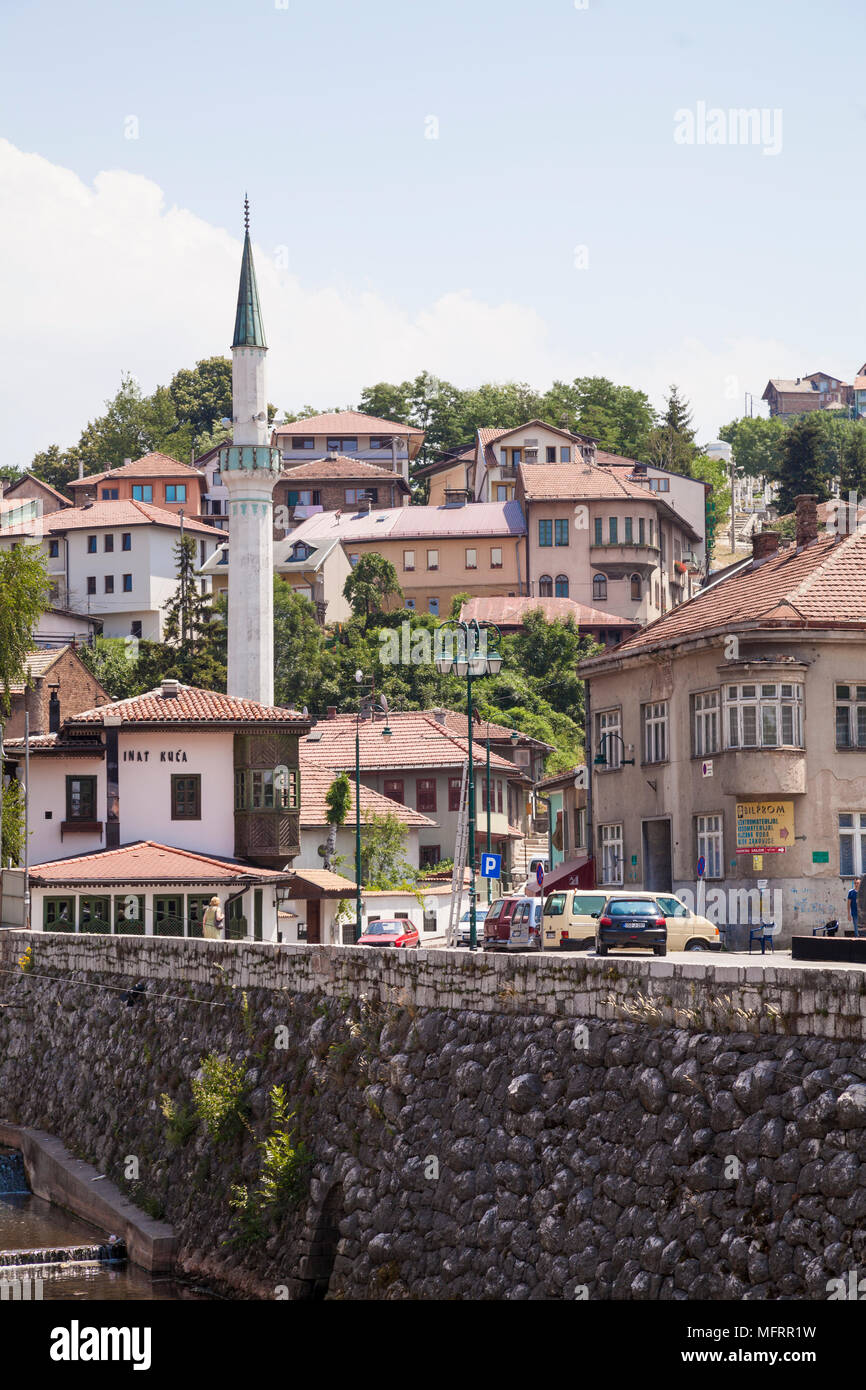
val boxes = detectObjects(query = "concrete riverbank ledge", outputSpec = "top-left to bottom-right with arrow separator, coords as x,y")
0,1123 -> 177,1274
2,931 -> 866,1040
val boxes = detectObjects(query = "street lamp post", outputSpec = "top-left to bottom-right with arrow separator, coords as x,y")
435,619 -> 502,950
353,670 -> 392,942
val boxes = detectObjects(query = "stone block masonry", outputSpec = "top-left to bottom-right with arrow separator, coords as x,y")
2,933 -> 866,1299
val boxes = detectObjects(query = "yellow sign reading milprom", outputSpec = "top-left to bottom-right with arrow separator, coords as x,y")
735,799 -> 794,853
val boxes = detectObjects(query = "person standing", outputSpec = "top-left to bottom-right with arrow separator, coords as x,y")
849,878 -> 861,937
202,896 -> 224,940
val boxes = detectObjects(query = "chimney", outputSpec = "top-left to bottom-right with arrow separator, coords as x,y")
751,530 -> 780,562
78,461 -> 85,480
327,706 -> 337,719
161,678 -> 180,699
123,457 -> 132,466
794,494 -> 818,548
48,687 -> 61,734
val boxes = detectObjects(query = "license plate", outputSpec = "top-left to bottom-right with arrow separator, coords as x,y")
625,921 -> 644,929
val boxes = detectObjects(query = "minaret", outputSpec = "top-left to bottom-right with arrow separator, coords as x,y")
221,197 -> 280,705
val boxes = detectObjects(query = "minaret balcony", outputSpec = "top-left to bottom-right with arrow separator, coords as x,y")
219,445 -> 282,476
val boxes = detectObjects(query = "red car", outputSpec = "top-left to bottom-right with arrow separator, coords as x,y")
357,918 -> 420,948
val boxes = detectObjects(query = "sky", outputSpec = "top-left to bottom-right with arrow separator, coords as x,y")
1,0 -> 865,467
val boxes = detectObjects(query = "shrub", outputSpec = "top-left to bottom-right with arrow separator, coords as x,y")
191,1054 -> 250,1143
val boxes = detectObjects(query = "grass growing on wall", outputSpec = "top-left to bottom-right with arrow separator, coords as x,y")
229,1085 -> 312,1245
192,1054 -> 250,1144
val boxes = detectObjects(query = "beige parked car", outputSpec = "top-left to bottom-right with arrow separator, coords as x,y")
542,888 -> 721,952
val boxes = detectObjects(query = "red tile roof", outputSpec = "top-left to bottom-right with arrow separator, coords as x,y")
30,840 -> 290,885
581,530 -> 866,668
281,456 -> 409,489
68,452 -> 202,488
421,708 -> 552,751
299,756 -> 435,827
45,500 -> 223,536
518,462 -> 700,541
459,594 -> 634,630
273,412 -> 421,437
302,710 -> 528,774
3,473 -> 73,505
67,684 -> 312,727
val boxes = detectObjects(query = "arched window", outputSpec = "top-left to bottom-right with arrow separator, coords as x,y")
630,574 -> 641,601
592,574 -> 607,601
555,574 -> 569,597
539,575 -> 553,597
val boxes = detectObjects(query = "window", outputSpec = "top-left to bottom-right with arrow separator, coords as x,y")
630,574 -> 641,601
624,517 -> 633,543
649,521 -> 654,547
539,575 -> 553,597
384,778 -> 405,804
839,813 -> 866,876
639,518 -> 645,545
87,535 -> 97,553
546,446 -> 556,463
423,902 -> 438,932
404,599 -> 416,610
348,554 -> 359,567
234,767 -> 299,810
345,487 -> 378,505
575,808 -> 587,849
495,485 -> 509,501
122,532 -> 131,551
428,598 -> 439,616
49,538 -> 59,558
659,528 -> 666,561
555,519 -> 569,546
555,575 -> 569,597
131,621 -> 142,638
65,775 -> 97,822
154,895 -> 184,938
104,534 -> 114,552
724,683 -> 804,749
114,894 -> 145,935
102,488 -> 119,500
835,684 -> 866,749
594,517 -> 603,545
104,575 -> 114,593
696,814 -> 724,879
592,574 -> 607,601
608,517 -> 618,544
643,701 -> 668,764
599,824 -> 624,885
86,576 -> 96,595
79,896 -> 110,934
427,549 -> 439,570
132,485 -> 153,502
419,845 -> 442,869
165,485 -> 187,503
596,708 -> 622,770
403,550 -> 415,571
560,446 -> 571,462
328,437 -> 357,453
44,897 -> 74,932
525,447 -> 538,464
292,437 -> 315,449
491,546 -> 503,568
512,449 -> 522,465
416,778 -> 437,812
370,436 -> 394,450
538,519 -> 553,547
465,548 -> 477,569
171,774 -> 201,820
693,690 -> 720,756
122,573 -> 132,592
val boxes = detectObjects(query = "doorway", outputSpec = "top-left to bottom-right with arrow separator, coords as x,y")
300,1184 -> 343,1300
306,899 -> 321,945
642,818 -> 672,892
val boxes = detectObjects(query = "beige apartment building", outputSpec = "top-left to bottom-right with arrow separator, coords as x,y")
578,497 -> 866,944
418,420 -> 597,506
518,458 -> 701,625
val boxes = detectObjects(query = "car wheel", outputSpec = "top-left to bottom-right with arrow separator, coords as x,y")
653,945 -> 667,957
596,943 -> 608,956
685,940 -> 709,951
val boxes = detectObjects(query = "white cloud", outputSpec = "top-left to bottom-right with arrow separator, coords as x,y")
0,138 -> 799,466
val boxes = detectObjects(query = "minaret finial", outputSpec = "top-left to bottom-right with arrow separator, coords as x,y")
244,193 -> 250,234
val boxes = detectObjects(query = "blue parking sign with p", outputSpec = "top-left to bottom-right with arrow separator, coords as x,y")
481,853 -> 501,880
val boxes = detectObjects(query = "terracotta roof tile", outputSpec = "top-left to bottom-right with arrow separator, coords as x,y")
46,500 -> 222,537
281,456 -> 409,488
30,840 -> 289,885
518,462 -> 700,540
302,711 -> 528,774
582,530 -> 866,666
459,594 -> 634,630
68,452 -> 201,488
273,412 -> 422,438
67,684 -> 312,726
3,473 -> 73,505
299,756 -> 435,827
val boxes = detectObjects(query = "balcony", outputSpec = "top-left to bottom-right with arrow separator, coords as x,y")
719,749 -> 807,798
589,541 -> 660,577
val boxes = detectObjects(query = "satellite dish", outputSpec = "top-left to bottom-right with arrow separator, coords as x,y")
220,417 -> 231,428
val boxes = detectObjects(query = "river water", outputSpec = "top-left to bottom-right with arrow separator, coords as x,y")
0,1147 -> 208,1301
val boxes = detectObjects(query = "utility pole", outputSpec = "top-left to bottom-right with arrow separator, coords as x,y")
729,452 -> 736,554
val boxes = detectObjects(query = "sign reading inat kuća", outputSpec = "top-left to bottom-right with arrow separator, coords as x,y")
735,799 -> 794,853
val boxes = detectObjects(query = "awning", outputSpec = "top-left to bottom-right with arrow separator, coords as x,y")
526,855 -> 594,897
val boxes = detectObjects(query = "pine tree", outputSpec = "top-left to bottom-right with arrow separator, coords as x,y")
647,385 -> 699,476
777,416 -> 832,515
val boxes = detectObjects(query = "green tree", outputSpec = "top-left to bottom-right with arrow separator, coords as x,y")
273,582 -> 327,708
134,538 -> 224,691
28,444 -> 84,496
360,810 -> 417,889
777,415 -> 833,514
0,545 -> 51,714
167,357 -> 233,440
1,777 -> 25,865
646,385 -> 698,475
323,772 -> 352,869
541,377 -> 657,458
690,453 -> 731,555
343,553 -> 402,629
78,638 -> 141,700
357,381 -> 413,422
719,415 -> 786,481
840,425 -> 866,498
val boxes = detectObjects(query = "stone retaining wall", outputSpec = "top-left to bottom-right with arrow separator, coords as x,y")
1,933 -> 865,1300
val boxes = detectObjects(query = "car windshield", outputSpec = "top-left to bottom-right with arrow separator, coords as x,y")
606,900 -> 661,917
656,896 -> 688,917
486,900 -> 505,922
366,922 -> 402,934
460,908 -> 488,923
545,893 -> 566,916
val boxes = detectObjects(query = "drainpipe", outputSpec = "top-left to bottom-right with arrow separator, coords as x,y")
23,712 -> 30,930
584,679 -> 594,887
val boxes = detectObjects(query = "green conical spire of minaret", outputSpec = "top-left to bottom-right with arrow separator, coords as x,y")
232,195 -> 267,349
